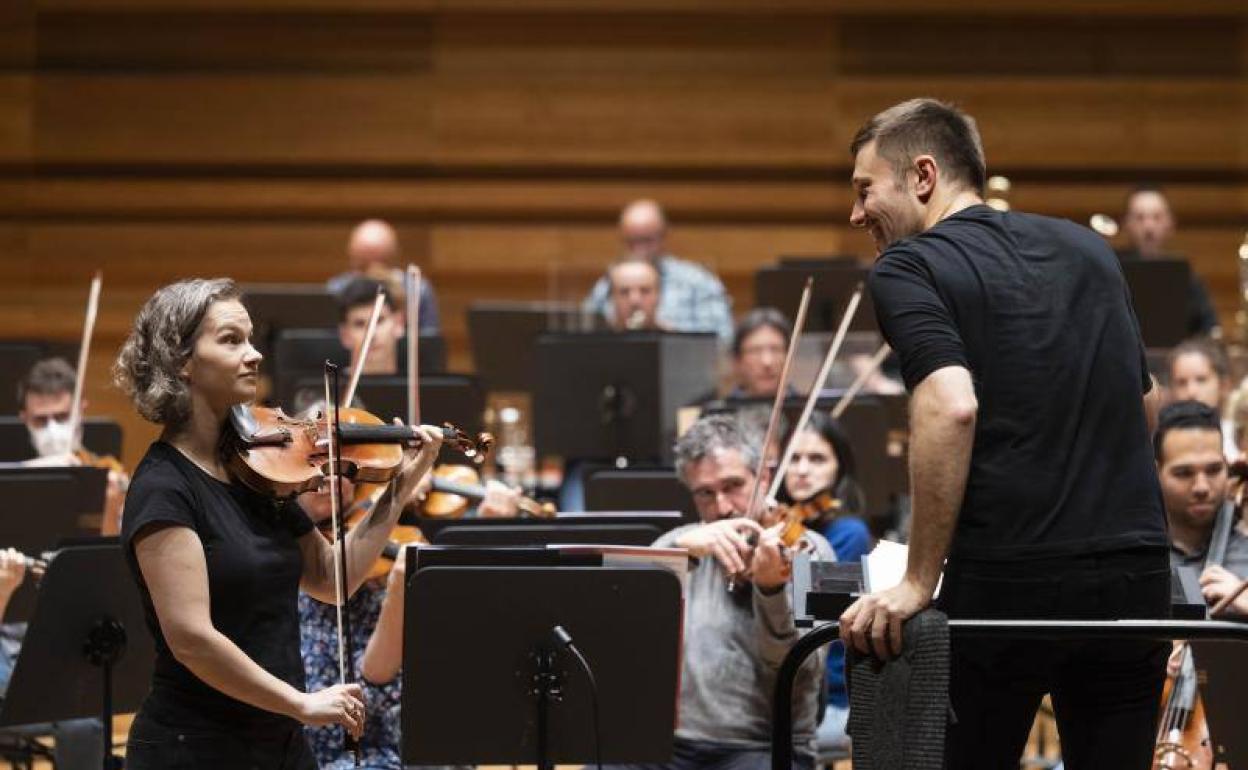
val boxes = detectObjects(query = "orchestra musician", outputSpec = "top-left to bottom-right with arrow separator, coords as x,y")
113,278 -> 443,769
1116,187 -> 1220,339
337,277 -> 407,376
610,413 -> 833,770
1156,401 -> 1248,613
777,411 -> 871,754
583,200 -> 733,344
328,219 -> 441,334
606,255 -> 663,332
17,357 -> 128,535
1152,400 -> 1247,769
838,98 -> 1170,769
1166,338 -> 1239,460
728,308 -> 794,400
296,407 -> 520,769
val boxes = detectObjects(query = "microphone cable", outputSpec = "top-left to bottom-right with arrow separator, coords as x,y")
552,625 -> 602,770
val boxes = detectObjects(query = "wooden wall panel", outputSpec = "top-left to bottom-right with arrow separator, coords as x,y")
4,2 -> 1247,469
35,74 -> 436,164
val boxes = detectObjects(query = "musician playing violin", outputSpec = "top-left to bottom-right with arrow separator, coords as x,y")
618,414 -> 832,770
777,411 -> 871,755
295,413 -> 520,770
114,278 -> 443,769
17,357 -> 128,535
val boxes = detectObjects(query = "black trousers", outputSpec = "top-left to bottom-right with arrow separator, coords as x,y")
126,708 -> 316,770
936,546 -> 1170,770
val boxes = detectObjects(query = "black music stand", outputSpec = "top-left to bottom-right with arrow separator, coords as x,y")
421,511 -> 685,547
239,283 -> 338,359
0,466 -> 107,622
273,329 -> 449,401
285,373 -> 483,428
402,554 -> 683,768
535,331 -> 718,464
0,417 -> 123,463
467,301 -> 593,393
1119,259 -> 1191,348
0,544 -> 154,770
584,467 -> 697,522
755,263 -> 878,333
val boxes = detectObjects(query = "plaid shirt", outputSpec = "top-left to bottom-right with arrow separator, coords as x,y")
582,255 -> 734,345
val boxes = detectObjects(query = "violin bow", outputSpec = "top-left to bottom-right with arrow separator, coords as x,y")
1211,575 -> 1248,617
830,343 -> 892,420
342,287 -> 387,410
745,278 -> 813,524
406,265 -> 421,426
324,362 -> 361,765
67,271 -> 102,455
766,283 -> 864,505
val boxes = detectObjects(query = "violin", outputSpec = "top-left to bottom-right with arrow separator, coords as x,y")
421,464 -> 556,519
225,403 -> 493,498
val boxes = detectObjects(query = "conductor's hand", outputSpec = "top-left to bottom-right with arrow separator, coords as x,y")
839,578 -> 931,660
675,518 -> 764,577
298,683 -> 366,739
750,524 -> 792,593
1200,564 -> 1248,616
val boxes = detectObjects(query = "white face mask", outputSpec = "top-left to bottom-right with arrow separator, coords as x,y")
28,418 -> 75,458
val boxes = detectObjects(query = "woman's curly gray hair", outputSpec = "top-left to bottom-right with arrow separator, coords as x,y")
113,278 -> 241,427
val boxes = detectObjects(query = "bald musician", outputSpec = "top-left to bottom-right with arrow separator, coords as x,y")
838,98 -> 1169,769
327,219 -> 441,335
583,200 -> 733,344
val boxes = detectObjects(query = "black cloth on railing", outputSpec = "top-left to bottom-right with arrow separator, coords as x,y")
846,608 -> 950,770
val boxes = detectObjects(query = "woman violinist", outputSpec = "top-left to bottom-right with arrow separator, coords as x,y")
777,410 -> 872,757
113,278 -> 442,769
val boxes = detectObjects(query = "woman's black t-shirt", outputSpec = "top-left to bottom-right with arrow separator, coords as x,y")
121,441 -> 315,734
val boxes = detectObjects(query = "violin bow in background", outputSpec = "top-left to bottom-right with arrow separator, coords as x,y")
766,283 -> 864,506
342,287 -> 387,411
406,265 -> 422,426
745,278 -> 812,524
830,342 -> 892,421
67,271 -> 103,455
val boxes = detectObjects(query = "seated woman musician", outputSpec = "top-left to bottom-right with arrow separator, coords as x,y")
777,410 -> 872,754
113,278 -> 444,769
296,410 -> 519,770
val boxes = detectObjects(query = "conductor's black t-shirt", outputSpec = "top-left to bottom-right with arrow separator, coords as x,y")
121,441 -> 315,734
868,204 -> 1167,560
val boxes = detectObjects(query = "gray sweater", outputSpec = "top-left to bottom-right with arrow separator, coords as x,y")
654,523 -> 834,755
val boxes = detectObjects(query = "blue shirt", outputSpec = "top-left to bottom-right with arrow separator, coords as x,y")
583,255 -> 734,345
820,515 -> 872,708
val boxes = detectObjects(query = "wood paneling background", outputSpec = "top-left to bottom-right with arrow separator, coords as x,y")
3,1 -> 1247,465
